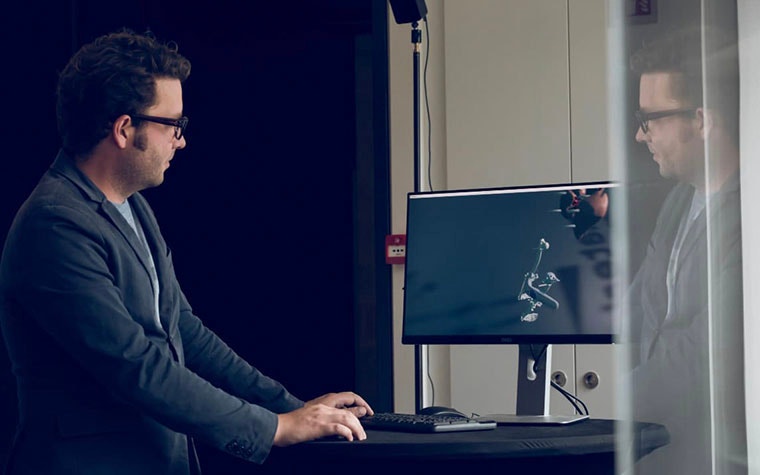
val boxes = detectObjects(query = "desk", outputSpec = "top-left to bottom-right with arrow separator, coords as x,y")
267,419 -> 669,474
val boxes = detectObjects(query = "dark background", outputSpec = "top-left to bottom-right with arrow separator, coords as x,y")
0,0 -> 395,473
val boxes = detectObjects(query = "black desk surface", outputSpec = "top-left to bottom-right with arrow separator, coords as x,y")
268,419 -> 669,474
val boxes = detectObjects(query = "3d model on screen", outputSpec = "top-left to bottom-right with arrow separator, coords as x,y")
517,238 -> 560,323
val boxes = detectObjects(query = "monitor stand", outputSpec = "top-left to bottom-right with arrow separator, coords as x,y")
476,344 -> 588,426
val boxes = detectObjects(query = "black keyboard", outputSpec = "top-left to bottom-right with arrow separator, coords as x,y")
360,412 -> 497,433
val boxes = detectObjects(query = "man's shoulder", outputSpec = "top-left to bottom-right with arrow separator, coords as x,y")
651,182 -> 694,225
662,181 -> 694,205
4,167 -> 107,251
21,170 -> 94,218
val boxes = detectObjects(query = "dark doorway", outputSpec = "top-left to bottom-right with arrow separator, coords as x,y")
0,1 -> 393,472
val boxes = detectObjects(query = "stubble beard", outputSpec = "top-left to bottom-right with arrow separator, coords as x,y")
123,131 -> 165,193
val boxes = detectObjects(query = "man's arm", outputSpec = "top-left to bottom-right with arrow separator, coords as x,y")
176,303 -> 374,441
176,301 -> 304,414
3,204 -> 363,462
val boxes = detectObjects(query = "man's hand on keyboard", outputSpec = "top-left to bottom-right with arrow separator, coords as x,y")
273,392 -> 374,446
306,391 -> 375,418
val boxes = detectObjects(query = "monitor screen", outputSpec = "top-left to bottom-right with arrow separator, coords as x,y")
402,182 -> 617,345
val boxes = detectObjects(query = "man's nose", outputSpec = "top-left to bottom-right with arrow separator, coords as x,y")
635,126 -> 647,143
175,136 -> 186,149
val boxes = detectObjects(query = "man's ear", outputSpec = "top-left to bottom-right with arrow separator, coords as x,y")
111,115 -> 132,149
696,107 -> 714,139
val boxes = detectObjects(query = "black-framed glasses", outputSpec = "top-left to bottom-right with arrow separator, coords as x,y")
132,114 -> 189,140
634,108 -> 696,134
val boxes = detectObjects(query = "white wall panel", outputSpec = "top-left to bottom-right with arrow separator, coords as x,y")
443,0 -> 571,189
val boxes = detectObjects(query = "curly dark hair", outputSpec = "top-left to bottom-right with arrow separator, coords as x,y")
630,28 -> 705,107
56,29 -> 191,156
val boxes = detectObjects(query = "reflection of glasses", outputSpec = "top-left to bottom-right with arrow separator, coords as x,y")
132,114 -> 189,140
634,108 -> 696,134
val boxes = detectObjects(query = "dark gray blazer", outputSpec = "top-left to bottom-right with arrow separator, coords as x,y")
0,151 -> 303,475
628,177 -> 745,474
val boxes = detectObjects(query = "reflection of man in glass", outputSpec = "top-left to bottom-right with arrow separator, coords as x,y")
626,28 -> 745,474
559,188 -> 609,240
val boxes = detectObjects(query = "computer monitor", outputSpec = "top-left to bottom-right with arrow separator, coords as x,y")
401,181 -> 618,423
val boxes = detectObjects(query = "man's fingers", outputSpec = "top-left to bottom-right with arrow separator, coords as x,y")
275,404 -> 369,447
317,391 -> 374,416
333,422 -> 354,441
329,408 -> 365,441
343,392 -> 373,415
340,411 -> 367,441
346,405 -> 368,418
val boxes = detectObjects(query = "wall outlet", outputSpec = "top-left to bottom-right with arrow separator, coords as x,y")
385,234 -> 406,265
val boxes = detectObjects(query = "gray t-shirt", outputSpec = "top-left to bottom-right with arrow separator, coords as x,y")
113,199 -> 161,328
665,188 -> 706,321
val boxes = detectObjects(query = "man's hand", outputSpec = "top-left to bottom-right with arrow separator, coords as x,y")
305,391 -> 374,418
273,392 -> 374,447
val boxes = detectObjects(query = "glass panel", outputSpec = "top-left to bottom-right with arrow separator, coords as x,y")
615,1 -> 746,473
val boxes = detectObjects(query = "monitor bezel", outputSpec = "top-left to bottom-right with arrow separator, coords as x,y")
401,180 -> 618,346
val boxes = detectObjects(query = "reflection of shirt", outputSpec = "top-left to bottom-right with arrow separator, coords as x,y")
113,199 -> 161,328
630,174 -> 745,475
665,188 -> 705,322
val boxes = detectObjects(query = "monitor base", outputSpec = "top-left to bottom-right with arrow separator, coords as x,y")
476,414 -> 589,426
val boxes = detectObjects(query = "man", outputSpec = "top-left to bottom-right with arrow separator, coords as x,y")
0,30 -> 372,475
626,27 -> 745,473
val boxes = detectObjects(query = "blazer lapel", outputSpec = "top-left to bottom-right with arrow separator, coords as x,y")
99,202 -> 157,286
672,178 -> 738,287
49,151 -> 157,290
673,210 -> 706,273
49,151 -> 165,334
127,195 -> 173,331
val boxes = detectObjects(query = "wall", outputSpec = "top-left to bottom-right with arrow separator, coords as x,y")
390,1 -> 753,471
388,0 -> 616,416
388,0 -> 728,420
738,2 -> 760,472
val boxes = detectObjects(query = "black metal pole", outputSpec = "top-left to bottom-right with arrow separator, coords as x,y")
412,21 -> 422,194
411,20 -> 424,414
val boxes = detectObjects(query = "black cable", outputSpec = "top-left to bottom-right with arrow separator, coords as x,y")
529,344 -> 549,373
423,17 -> 433,192
426,343 -> 435,405
551,381 -> 583,414
530,344 -> 589,416
551,381 -> 589,416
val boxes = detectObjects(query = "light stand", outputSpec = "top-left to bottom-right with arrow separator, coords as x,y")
409,19 -> 425,413
411,21 -> 422,195
387,0 -> 429,414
